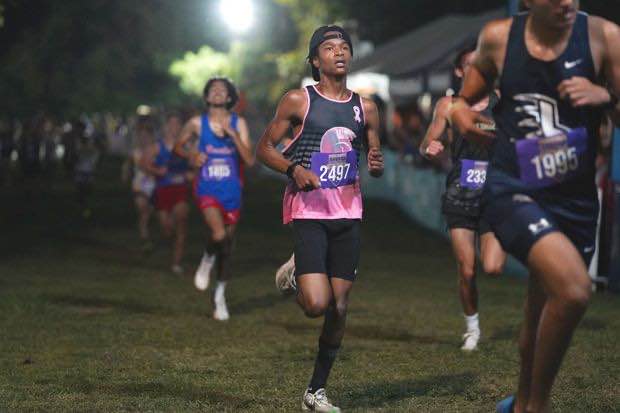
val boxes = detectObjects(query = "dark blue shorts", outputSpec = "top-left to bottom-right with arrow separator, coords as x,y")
483,193 -> 597,266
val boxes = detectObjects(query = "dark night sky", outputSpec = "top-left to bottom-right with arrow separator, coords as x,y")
2,1 -> 618,58
1,0 -> 618,116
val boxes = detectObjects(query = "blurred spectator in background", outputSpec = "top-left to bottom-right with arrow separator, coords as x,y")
391,105 -> 434,168
371,94 -> 389,147
74,131 -> 100,219
40,115 -> 58,181
0,116 -> 15,186
19,114 -> 45,178
124,117 -> 158,251
61,120 -> 83,178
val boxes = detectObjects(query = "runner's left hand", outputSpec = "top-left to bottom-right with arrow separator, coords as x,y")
210,121 -> 226,137
367,148 -> 384,177
558,77 -> 611,107
222,123 -> 237,138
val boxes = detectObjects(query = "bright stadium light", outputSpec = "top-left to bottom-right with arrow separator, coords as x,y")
219,0 -> 254,34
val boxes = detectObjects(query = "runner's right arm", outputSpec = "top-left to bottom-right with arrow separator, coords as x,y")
257,89 -> 320,189
174,116 -> 206,168
419,96 -> 450,160
362,97 -> 384,178
451,19 -> 510,145
140,142 -> 167,177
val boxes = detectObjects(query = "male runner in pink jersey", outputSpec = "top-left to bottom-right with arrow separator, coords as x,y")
258,25 -> 384,412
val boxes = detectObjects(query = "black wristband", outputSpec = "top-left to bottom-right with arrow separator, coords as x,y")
286,162 -> 300,179
604,91 -> 619,110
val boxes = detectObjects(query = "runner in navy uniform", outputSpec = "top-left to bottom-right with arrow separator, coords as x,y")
257,26 -> 384,412
449,1 -> 620,411
420,44 -> 506,352
175,78 -> 254,321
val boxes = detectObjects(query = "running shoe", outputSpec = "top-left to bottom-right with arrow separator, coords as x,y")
496,395 -> 516,413
213,295 -> 230,321
194,252 -> 214,291
461,329 -> 480,351
301,388 -> 340,413
275,254 -> 296,295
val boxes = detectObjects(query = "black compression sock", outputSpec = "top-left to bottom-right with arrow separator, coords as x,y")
206,240 -> 224,256
308,339 -> 340,393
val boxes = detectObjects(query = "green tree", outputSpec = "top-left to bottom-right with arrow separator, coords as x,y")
169,43 -> 244,95
0,0 -> 226,118
168,0 -> 343,109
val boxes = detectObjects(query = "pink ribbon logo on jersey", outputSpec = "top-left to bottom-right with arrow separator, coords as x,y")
353,106 -> 361,123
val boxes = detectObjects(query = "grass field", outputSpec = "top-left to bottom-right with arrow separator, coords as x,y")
1,159 -> 619,412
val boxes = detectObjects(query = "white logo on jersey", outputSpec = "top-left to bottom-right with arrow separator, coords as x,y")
512,194 -> 533,203
528,218 -> 551,235
564,59 -> 582,69
353,106 -> 361,123
514,94 -> 570,138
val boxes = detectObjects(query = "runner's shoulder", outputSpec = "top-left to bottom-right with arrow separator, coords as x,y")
281,88 -> 307,106
588,15 -> 620,44
435,96 -> 453,118
188,115 -> 202,127
478,17 -> 513,49
181,115 -> 201,136
278,88 -> 308,119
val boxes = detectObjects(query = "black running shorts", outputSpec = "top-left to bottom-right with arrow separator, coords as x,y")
292,219 -> 361,281
444,213 -> 492,235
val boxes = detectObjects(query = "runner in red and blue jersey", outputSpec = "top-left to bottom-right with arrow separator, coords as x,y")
143,112 -> 189,274
175,78 -> 254,321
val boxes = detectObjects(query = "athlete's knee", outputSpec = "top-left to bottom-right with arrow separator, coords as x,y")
303,297 -> 329,318
332,299 -> 348,319
560,281 -> 591,312
482,259 -> 504,277
457,260 -> 475,282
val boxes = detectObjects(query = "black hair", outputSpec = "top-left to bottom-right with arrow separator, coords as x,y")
453,42 -> 477,70
202,77 -> 239,110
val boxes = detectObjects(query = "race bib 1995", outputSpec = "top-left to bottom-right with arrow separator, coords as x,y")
516,127 -> 587,188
